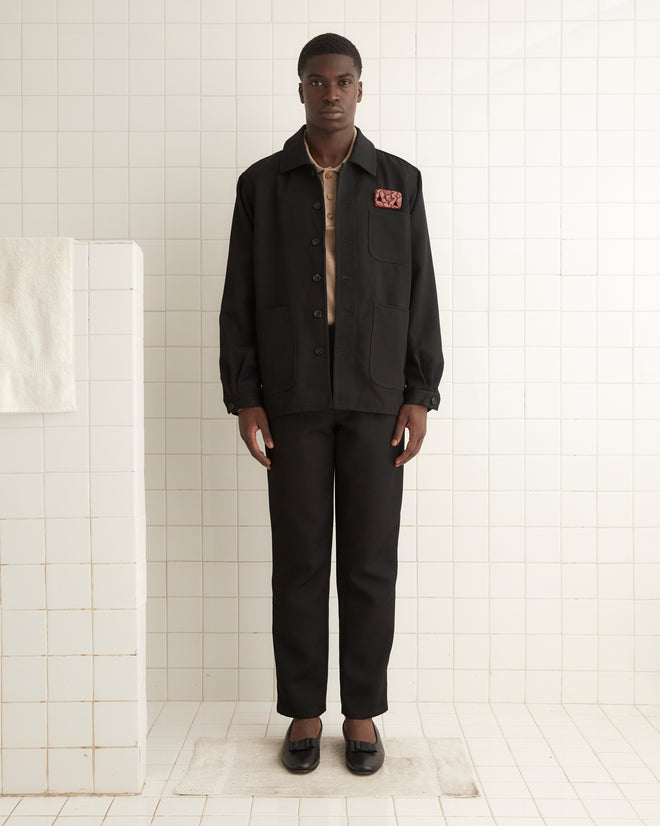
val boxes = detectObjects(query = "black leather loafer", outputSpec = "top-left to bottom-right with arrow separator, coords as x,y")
280,719 -> 322,773
343,720 -> 385,774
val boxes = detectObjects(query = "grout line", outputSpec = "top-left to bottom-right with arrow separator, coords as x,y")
560,703 -> 643,822
631,0 -> 637,709
521,0 -> 528,704
599,703 -> 660,811
501,703 -> 566,825
485,0 -> 491,705
558,0 -> 564,707
199,0 -> 205,706
595,0 -> 601,707
162,0 -> 169,706
448,0 -> 455,710
446,702 -> 498,824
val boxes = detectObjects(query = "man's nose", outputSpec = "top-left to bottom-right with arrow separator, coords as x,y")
323,84 -> 340,101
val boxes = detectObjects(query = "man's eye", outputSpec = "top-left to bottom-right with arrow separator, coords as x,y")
311,80 -> 323,86
340,79 -> 352,85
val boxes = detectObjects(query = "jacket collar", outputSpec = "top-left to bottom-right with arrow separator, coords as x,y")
279,124 -> 377,176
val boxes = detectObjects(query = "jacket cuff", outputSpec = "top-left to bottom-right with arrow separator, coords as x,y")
224,389 -> 264,415
403,387 -> 440,411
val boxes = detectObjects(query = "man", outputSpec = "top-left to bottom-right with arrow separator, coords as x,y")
219,33 -> 443,775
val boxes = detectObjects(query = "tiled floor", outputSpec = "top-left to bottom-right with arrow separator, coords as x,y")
1,702 -> 659,825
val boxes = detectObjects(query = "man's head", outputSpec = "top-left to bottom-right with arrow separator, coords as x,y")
297,33 -> 362,80
298,33 -> 363,134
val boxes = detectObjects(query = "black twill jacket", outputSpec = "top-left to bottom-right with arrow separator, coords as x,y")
219,125 -> 443,419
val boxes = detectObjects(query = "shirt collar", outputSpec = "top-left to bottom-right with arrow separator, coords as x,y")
303,127 -> 357,172
280,124 -> 377,176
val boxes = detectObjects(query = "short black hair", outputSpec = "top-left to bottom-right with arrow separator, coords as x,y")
297,33 -> 362,79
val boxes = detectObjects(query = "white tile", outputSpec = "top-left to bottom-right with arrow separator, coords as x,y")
106,795 -> 159,816
2,609 -> 47,656
47,701 -> 93,747
46,563 -> 91,609
58,796 -> 113,816
47,654 -> 94,701
2,702 -> 47,748
48,609 -> 93,655
251,799 -> 299,816
90,471 -> 137,517
94,747 -> 141,793
299,798 -> 347,816
1,564 -> 45,609
0,473 -> 44,518
44,472 -> 90,518
93,655 -> 139,701
88,242 -> 137,289
93,609 -> 138,654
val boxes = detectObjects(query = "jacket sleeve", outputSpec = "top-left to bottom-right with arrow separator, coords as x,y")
403,169 -> 444,411
219,172 -> 264,415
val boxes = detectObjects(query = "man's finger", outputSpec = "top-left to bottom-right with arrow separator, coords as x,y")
395,431 -> 423,467
249,442 -> 271,468
260,422 -> 274,449
245,427 -> 271,469
391,415 -> 407,446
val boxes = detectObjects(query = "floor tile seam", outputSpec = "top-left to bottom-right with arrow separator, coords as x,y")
548,704 -> 636,819
146,700 -> 173,733
150,700 -> 206,822
567,704 -> 657,819
498,703 -> 592,825
445,702 -> 505,824
605,705 -> 660,752
634,705 -> 660,738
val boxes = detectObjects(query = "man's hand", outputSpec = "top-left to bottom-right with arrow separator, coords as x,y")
391,403 -> 428,467
238,406 -> 274,469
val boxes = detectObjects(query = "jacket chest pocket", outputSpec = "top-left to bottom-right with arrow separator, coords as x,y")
256,305 -> 296,394
368,207 -> 411,264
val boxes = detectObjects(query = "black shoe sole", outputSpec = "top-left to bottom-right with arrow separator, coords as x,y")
282,759 -> 320,774
344,761 -> 382,774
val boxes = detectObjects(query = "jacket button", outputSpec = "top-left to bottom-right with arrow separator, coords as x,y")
311,237 -> 321,246
431,395 -> 437,404
314,346 -> 324,356
312,273 -> 322,282
313,309 -> 323,319
313,202 -> 321,210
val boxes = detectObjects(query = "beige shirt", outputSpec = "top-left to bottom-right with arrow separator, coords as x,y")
303,128 -> 358,326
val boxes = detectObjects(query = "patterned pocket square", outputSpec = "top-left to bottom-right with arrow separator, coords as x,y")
374,188 -> 402,209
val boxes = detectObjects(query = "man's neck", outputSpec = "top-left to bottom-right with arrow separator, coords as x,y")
305,124 -> 356,169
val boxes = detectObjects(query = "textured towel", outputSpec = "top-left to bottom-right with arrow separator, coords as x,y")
0,237 -> 76,412
174,736 -> 480,798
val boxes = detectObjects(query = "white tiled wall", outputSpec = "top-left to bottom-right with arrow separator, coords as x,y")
2,1 -> 659,707
0,241 -> 147,794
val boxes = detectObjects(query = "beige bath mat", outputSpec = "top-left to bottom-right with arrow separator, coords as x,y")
175,736 -> 480,797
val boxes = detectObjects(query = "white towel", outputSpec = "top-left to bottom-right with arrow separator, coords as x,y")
0,237 -> 76,412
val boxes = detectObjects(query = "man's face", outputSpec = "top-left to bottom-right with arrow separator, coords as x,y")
298,53 -> 362,132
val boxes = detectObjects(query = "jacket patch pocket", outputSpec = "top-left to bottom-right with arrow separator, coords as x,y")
368,206 -> 410,264
369,303 -> 409,390
256,305 -> 296,394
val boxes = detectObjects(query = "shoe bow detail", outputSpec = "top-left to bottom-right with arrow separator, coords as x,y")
288,737 -> 318,752
348,740 -> 378,753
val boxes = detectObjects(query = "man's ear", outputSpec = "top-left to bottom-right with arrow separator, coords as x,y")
357,81 -> 363,102
298,82 -> 304,103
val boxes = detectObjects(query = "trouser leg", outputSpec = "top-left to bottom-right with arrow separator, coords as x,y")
334,410 -> 404,718
266,410 -> 334,718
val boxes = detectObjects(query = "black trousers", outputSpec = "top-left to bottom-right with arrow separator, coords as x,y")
265,405 -> 404,719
